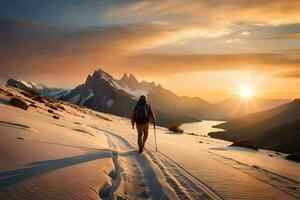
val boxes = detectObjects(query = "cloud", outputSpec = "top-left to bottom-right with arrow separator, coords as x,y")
0,18 -> 189,83
1,18 -> 300,86
118,53 -> 300,75
225,38 -> 242,43
276,70 -> 300,78
278,33 -> 300,39
239,31 -> 251,36
105,0 -> 300,36
107,0 -> 300,24
1,0 -> 300,87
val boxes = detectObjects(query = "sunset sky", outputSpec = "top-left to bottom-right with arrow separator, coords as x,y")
0,0 -> 299,102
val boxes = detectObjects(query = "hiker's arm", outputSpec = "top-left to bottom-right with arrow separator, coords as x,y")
149,105 -> 157,126
131,106 -> 136,129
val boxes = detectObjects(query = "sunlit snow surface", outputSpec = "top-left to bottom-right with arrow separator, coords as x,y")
0,84 -> 299,200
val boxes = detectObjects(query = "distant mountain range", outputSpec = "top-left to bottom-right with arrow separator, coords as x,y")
59,69 -> 205,127
6,68 -> 290,128
7,78 -> 68,97
210,99 -> 300,153
210,97 -> 289,119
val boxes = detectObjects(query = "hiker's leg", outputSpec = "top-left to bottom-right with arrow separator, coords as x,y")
136,124 -> 143,148
142,123 -> 149,147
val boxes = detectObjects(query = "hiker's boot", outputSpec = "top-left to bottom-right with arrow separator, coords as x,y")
138,146 -> 143,154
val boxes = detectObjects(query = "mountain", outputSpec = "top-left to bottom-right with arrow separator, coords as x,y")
118,72 -> 213,118
60,69 -> 210,127
7,78 -> 68,97
210,97 -> 289,119
209,99 -> 300,153
6,69 -> 289,128
61,69 -> 135,116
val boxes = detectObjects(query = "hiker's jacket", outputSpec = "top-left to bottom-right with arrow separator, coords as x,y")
131,100 -> 157,125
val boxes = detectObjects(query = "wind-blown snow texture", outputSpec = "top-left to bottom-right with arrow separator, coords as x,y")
0,84 -> 299,200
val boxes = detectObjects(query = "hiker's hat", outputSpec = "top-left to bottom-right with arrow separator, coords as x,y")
139,95 -> 147,101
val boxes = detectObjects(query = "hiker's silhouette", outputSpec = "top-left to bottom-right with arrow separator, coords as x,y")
131,95 -> 157,153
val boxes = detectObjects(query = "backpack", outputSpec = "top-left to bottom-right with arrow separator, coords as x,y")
135,100 -> 149,124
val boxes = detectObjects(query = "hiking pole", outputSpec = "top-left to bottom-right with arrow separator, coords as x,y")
154,125 -> 158,152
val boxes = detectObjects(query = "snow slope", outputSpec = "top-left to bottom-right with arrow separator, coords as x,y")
0,85 -> 217,200
0,84 -> 299,200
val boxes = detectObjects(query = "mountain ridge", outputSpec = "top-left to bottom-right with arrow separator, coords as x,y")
209,99 -> 300,153
59,68 -> 207,127
7,78 -> 68,97
6,68 -> 291,128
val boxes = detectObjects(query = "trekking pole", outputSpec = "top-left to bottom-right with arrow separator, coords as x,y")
154,125 -> 158,152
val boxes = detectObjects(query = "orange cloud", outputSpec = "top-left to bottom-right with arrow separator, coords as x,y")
278,33 -> 300,39
108,0 -> 299,24
117,53 -> 300,75
105,0 -> 300,42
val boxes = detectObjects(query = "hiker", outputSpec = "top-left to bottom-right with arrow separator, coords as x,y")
131,95 -> 157,153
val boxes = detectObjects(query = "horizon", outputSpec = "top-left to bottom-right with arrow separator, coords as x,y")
0,0 -> 300,102
1,67 -> 294,104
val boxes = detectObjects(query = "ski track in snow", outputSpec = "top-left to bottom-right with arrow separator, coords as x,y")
91,126 -> 221,200
205,150 -> 300,199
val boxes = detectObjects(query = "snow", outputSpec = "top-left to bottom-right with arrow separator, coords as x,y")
20,80 -> 33,88
53,90 -> 70,99
106,99 -> 114,108
0,83 -> 299,200
79,89 -> 94,105
42,90 -> 66,97
68,94 -> 80,103
13,79 -> 67,97
101,95 -> 107,105
98,70 -> 113,82
114,81 -> 148,99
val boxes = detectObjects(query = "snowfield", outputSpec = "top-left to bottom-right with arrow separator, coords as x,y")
0,84 -> 299,200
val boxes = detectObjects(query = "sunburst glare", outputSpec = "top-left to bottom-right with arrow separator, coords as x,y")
240,85 -> 253,99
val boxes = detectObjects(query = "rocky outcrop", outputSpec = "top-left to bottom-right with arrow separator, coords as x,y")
10,97 -> 28,110
286,153 -> 300,162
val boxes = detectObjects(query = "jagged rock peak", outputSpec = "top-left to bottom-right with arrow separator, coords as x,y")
291,98 -> 300,105
157,84 -> 163,89
94,68 -> 109,76
90,68 -> 114,80
121,73 -> 128,81
128,74 -> 139,83
293,98 -> 300,102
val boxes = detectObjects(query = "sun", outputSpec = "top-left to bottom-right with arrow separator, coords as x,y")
240,85 -> 253,99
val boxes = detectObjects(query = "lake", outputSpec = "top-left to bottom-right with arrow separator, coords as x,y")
179,120 -> 225,136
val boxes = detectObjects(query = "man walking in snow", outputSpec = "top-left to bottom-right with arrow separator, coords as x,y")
131,95 -> 157,153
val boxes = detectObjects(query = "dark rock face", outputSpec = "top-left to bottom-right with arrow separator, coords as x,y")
32,96 -> 45,103
61,69 -> 136,118
210,99 -> 300,154
60,68 -> 210,127
20,91 -> 32,98
10,97 -> 28,110
169,125 -> 184,133
29,103 -> 37,108
48,109 -> 54,113
45,103 -> 58,110
230,140 -> 258,150
286,154 -> 300,162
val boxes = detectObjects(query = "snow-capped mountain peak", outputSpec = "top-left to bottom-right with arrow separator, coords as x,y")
120,73 -> 129,81
7,78 -> 68,97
